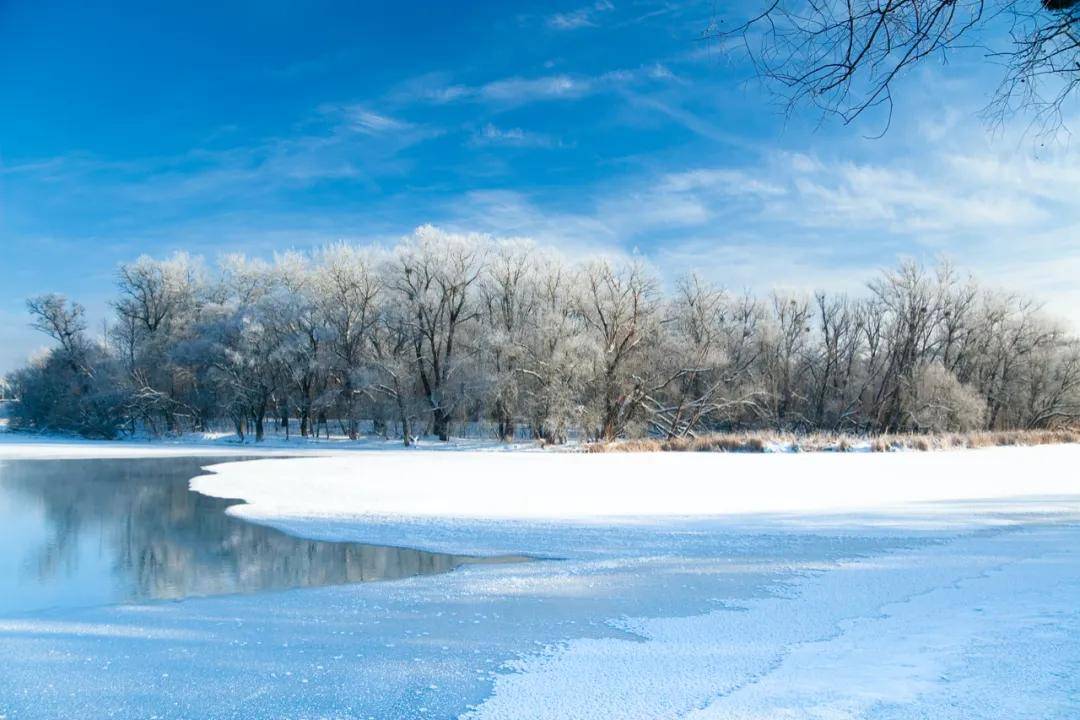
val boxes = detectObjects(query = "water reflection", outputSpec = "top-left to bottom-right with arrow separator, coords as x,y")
0,457 -> 479,614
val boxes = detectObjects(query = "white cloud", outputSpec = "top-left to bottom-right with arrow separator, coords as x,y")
339,106 -> 412,135
629,149 -> 1076,242
312,103 -> 418,136
432,136 -> 1080,332
433,189 -> 618,260
480,74 -> 592,102
407,64 -> 675,107
642,148 -> 1080,327
658,168 -> 786,197
646,63 -> 675,80
770,151 -> 1063,236
407,74 -> 591,105
470,124 -> 564,148
547,1 -> 615,30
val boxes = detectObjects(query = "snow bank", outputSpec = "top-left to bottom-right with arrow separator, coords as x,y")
193,444 -> 1080,524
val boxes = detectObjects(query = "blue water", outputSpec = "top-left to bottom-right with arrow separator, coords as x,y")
0,457 -> 474,614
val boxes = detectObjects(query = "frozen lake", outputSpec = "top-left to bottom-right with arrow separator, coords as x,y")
0,458 -> 483,615
0,450 -> 1079,719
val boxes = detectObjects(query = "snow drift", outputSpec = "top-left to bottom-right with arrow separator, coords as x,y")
192,444 -> 1080,523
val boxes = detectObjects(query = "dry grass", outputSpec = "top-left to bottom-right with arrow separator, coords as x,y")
586,428 -> 1080,454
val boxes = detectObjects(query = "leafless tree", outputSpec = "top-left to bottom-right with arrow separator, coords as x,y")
11,236 -> 1080,441
390,227 -> 486,441
315,244 -> 381,440
575,259 -> 666,440
516,253 -> 589,444
715,0 -> 1080,133
480,241 -> 538,441
27,294 -> 89,366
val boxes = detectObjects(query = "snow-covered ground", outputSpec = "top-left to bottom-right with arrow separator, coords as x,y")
1,445 -> 1079,719
194,444 -> 1080,527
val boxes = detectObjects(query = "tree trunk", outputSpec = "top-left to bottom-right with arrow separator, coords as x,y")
343,378 -> 358,440
495,399 -> 514,442
600,397 -> 622,441
432,407 -> 450,441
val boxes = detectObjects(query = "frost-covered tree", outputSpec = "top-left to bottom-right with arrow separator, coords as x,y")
9,231 -> 1080,441
265,252 -> 327,438
112,253 -> 208,433
11,294 -> 126,437
389,227 -> 486,441
514,252 -> 589,444
480,240 -> 538,441
646,277 -> 764,438
364,304 -> 423,446
314,244 -> 381,440
575,259 -> 666,440
909,363 -> 988,432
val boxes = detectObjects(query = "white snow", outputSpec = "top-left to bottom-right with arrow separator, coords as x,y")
467,526 -> 1080,720
2,445 -> 1079,718
192,444 -> 1080,525
184,446 -> 1080,718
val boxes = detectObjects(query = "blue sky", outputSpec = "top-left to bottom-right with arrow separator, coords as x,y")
3,0 -> 1080,373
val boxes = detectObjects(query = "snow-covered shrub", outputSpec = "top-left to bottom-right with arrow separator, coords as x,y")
8,347 -> 128,439
910,363 -> 987,432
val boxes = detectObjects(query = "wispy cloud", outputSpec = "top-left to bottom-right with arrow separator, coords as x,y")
470,124 -> 565,148
427,135 -> 1080,328
623,148 -> 1080,242
404,65 -> 675,108
480,74 -> 591,102
761,151 -> 1059,236
643,148 -> 1080,321
333,105 -> 413,135
439,189 -> 617,254
398,75 -> 588,105
547,0 -> 615,30
6,103 -> 439,212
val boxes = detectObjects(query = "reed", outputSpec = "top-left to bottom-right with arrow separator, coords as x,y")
584,428 -> 1080,453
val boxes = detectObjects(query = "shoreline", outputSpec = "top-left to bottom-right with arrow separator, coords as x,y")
3,426 -> 1079,460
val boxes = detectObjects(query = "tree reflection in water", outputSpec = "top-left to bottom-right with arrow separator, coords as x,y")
0,457 -> 479,609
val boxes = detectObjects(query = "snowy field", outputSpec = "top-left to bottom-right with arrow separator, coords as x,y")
1,443 -> 1079,718
194,445 -> 1080,530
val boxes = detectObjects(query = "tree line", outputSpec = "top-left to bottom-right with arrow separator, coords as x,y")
7,226 -> 1080,442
